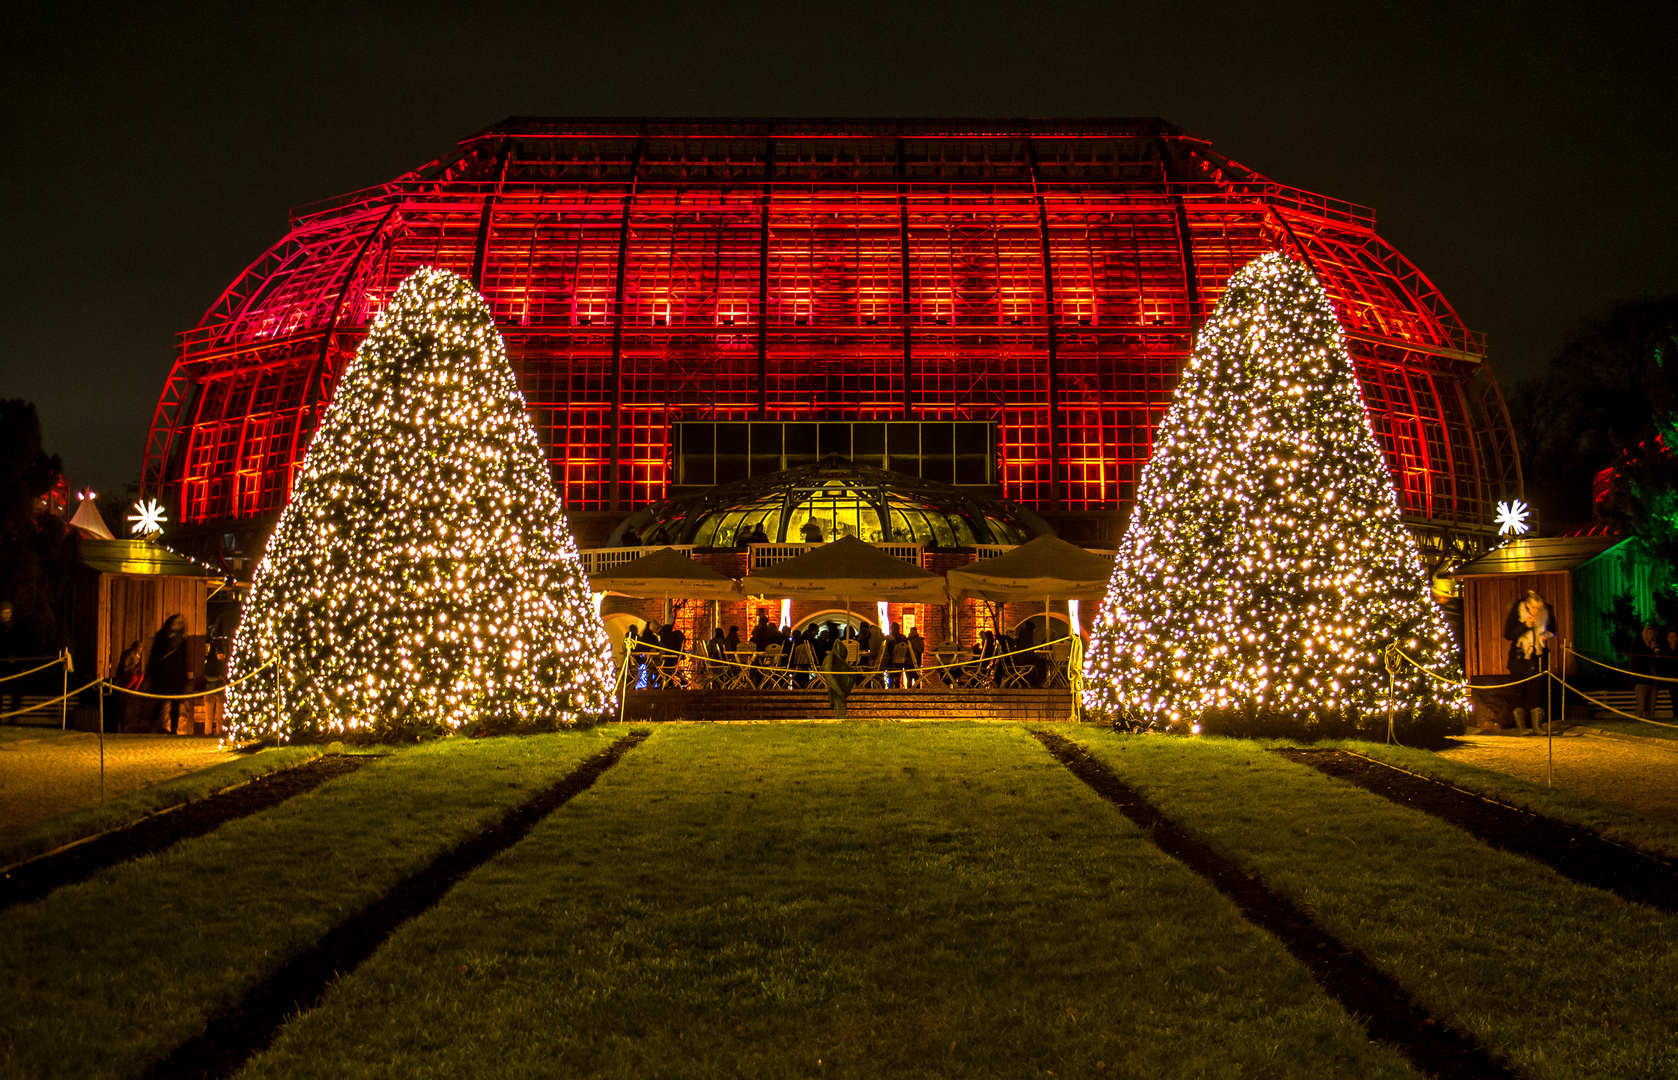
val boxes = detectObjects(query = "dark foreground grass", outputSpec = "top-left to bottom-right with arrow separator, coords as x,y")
0,729 -> 620,1080
1329,739 -> 1678,860
1074,733 -> 1678,1080
240,723 -> 1419,1080
0,746 -> 323,869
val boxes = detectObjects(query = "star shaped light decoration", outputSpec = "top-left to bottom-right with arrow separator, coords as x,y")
128,498 -> 167,537
1495,499 -> 1530,536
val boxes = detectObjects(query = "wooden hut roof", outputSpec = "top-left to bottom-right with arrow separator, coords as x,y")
78,538 -> 222,578
1449,535 -> 1623,578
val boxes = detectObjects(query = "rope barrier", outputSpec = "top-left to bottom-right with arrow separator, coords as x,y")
622,634 -> 1078,675
0,653 -> 67,684
1388,641 -> 1678,732
1548,672 -> 1678,730
1566,649 -> 1678,685
105,662 -> 273,701
0,677 -> 102,721
1387,646 -> 1550,688
0,663 -> 275,723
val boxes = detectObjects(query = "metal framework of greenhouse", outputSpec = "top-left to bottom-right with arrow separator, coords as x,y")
142,117 -> 1520,565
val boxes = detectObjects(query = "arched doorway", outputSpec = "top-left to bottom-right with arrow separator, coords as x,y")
1012,612 -> 1071,648
792,609 -> 872,638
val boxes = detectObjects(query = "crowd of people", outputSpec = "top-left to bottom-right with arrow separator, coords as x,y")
617,614 -> 1072,692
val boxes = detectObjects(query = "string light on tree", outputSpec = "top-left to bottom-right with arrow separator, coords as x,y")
1495,500 -> 1531,536
1081,252 -> 1465,733
225,267 -> 616,742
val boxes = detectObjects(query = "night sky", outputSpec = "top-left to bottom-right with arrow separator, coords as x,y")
4,1 -> 1675,499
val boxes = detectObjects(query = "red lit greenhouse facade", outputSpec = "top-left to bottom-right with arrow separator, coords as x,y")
144,117 -> 1519,563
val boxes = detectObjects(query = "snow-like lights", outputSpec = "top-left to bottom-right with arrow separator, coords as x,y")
225,267 -> 616,742
1081,253 -> 1465,729
1495,500 -> 1531,536
128,498 -> 167,537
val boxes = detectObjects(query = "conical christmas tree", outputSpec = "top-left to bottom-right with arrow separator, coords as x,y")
1082,252 -> 1464,735
226,267 -> 615,742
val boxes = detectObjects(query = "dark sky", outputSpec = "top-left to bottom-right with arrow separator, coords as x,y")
4,0 -> 1675,499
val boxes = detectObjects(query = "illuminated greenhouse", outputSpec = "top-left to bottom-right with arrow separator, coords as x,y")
142,117 -> 1519,565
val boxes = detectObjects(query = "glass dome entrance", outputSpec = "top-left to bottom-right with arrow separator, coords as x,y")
623,456 -> 1051,548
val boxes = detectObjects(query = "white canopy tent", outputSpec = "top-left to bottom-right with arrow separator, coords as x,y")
587,547 -> 741,601
737,535 -> 948,604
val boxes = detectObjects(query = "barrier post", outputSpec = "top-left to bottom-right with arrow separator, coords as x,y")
97,682 -> 106,800
60,650 -> 69,730
1561,640 -> 1569,738
1382,642 -> 1403,744
1546,639 -> 1555,787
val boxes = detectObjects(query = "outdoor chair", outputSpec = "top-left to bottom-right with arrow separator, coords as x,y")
723,647 -> 757,689
690,649 -> 715,690
854,658 -> 887,690
1046,641 -> 1073,689
755,644 -> 791,690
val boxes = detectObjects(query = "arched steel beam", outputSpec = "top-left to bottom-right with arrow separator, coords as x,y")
756,131 -> 774,419
608,135 -> 645,512
278,204 -> 404,507
897,136 -> 914,419
1024,138 -> 1061,512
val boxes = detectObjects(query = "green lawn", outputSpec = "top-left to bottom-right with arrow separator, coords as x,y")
1333,739 -> 1678,860
0,729 -> 620,1080
239,724 -> 1418,1080
1072,733 -> 1678,1080
7,722 -> 1671,1080
0,745 -> 322,869
1580,716 -> 1678,743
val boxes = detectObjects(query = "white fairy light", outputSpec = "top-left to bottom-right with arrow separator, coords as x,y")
1495,500 -> 1530,536
1081,253 -> 1465,729
225,267 -> 616,743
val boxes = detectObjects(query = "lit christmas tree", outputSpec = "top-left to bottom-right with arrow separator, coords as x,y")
1083,252 -> 1464,735
226,267 -> 615,742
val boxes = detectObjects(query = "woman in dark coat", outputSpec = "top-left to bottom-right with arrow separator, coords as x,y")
147,615 -> 190,734
1503,591 -> 1553,735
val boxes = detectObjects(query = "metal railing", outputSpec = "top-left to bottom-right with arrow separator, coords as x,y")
578,545 -> 697,576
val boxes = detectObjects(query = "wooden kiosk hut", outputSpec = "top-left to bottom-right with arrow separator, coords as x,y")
1449,535 -> 1621,729
68,538 -> 226,733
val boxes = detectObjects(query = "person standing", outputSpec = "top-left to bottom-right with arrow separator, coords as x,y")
147,614 -> 190,734
1504,591 -> 1554,735
658,620 -> 686,688
115,642 -> 145,731
1662,629 -> 1678,718
791,631 -> 818,689
1629,625 -> 1662,721
0,601 -> 22,720
906,625 -> 925,688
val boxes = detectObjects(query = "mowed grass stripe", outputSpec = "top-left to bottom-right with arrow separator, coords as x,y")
1075,733 -> 1678,1080
1035,730 -> 1511,1080
0,729 -> 621,1080
239,723 -> 1422,1080
1,754 -> 374,911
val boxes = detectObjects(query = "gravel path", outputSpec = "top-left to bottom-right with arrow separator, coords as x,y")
0,730 -> 238,834
1436,730 -> 1678,824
